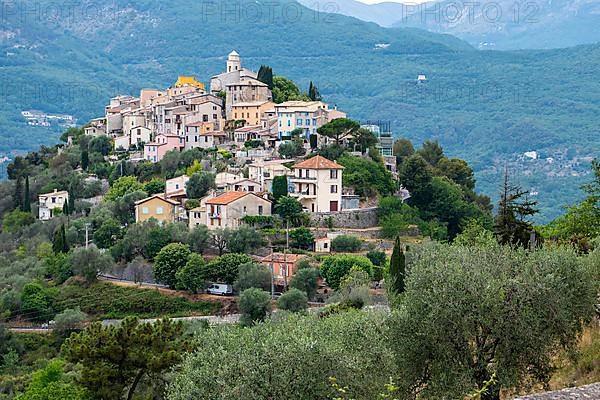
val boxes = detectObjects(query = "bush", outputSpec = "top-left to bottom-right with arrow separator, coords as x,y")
53,307 -> 87,336
331,235 -> 362,252
239,288 -> 271,327
320,255 -> 373,290
2,209 -> 35,233
20,282 -> 53,322
277,288 -> 308,313
290,227 -> 314,250
366,250 -> 386,266
206,253 -> 253,284
289,267 -> 319,300
67,245 -> 114,283
176,253 -> 208,293
234,262 -> 271,292
153,243 -> 191,288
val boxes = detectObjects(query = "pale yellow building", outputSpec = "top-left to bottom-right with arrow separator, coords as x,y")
134,195 -> 180,225
290,155 -> 344,213
232,101 -> 275,126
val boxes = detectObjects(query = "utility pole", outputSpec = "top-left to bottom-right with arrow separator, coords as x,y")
270,246 -> 275,300
85,223 -> 90,248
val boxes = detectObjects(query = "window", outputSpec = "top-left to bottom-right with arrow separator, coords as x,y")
324,242 -> 328,249
330,185 -> 338,193
287,120 -> 291,127
306,119 -> 310,126
330,169 -> 338,179
142,207 -> 149,215
213,114 -> 217,120
51,197 -> 56,203
258,205 -> 263,215
175,184 -> 179,189
243,206 -> 247,213
297,119 -> 302,125
156,206 -> 164,215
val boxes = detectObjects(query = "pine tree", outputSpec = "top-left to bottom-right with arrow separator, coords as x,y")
308,81 -> 321,101
389,236 -> 406,295
22,175 -> 31,212
494,168 -> 538,247
52,224 -> 69,254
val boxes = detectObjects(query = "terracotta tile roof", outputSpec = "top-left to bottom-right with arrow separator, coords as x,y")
292,155 -> 344,170
199,131 -> 227,136
259,253 -> 305,263
186,121 -> 210,127
134,194 -> 179,206
205,191 -> 251,205
234,125 -> 262,132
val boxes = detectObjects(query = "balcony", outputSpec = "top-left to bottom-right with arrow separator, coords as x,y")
291,175 -> 317,183
290,190 -> 317,199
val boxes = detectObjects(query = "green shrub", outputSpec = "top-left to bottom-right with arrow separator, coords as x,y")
331,235 -> 362,252
320,255 -> 373,290
239,288 -> 271,327
277,288 -> 308,313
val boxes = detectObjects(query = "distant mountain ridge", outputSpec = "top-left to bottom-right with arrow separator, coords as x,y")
1,0 -> 600,222
298,0 -> 600,49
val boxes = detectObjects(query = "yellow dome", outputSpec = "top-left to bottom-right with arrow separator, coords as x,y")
174,76 -> 205,90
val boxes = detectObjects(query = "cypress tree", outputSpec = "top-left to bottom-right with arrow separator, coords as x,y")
257,65 -> 273,90
309,134 -> 318,149
22,175 -> 31,212
308,81 -> 321,101
14,176 -> 23,210
272,175 -> 288,202
389,236 -> 406,295
52,224 -> 69,254
81,150 -> 89,170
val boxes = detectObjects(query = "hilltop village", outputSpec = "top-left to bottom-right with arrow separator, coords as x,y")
71,50 -> 398,230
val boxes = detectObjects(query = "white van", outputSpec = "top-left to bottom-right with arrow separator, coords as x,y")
206,284 -> 233,296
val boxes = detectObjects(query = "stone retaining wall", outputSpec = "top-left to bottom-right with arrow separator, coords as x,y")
512,382 -> 600,399
310,208 -> 379,229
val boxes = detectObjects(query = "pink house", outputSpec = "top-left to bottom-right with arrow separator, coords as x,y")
144,134 -> 185,162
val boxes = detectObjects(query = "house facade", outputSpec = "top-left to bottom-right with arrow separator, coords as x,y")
144,134 -> 184,162
226,179 -> 262,193
274,101 -> 330,139
165,175 -> 189,197
248,160 -> 291,192
290,155 -> 344,213
204,191 -> 271,229
134,195 -> 179,224
38,189 -> 69,220
259,253 -> 305,286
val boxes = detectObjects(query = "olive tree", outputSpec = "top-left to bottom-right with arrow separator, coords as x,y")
388,242 -> 596,400
167,312 -> 397,400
